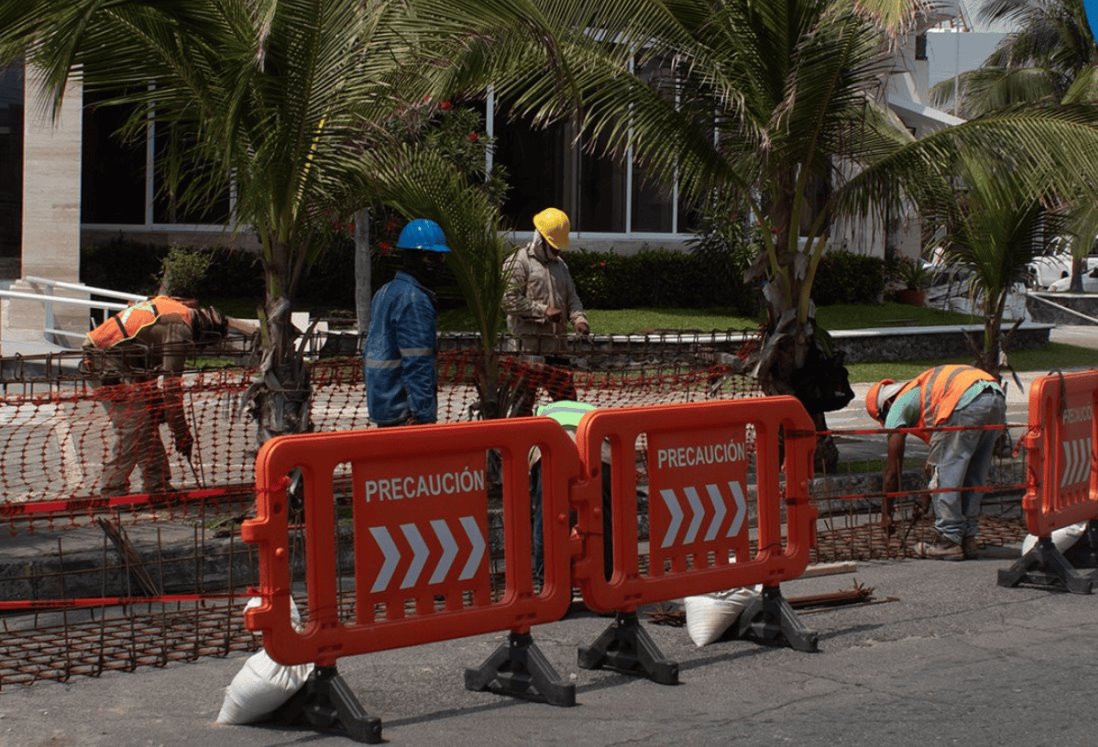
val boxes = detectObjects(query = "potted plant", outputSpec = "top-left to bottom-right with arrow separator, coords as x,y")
894,257 -> 931,306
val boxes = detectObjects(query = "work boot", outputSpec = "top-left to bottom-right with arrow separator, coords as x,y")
962,537 -> 979,560
912,536 -> 964,561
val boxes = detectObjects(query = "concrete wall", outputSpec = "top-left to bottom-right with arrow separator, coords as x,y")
2,71 -> 85,350
21,72 -> 81,281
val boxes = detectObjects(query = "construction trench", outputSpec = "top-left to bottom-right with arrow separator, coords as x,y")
0,332 -> 1030,689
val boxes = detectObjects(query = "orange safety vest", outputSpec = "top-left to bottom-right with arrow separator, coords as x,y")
85,296 -> 194,350
895,364 -> 998,443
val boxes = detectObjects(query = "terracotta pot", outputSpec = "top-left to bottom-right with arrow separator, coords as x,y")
895,289 -> 926,307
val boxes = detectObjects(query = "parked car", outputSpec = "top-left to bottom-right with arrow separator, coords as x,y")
1048,265 -> 1098,293
1024,237 -> 1098,290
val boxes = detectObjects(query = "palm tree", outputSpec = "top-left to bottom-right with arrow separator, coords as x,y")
0,0 -> 578,443
932,0 -> 1098,116
932,0 -> 1098,290
934,157 -> 1068,374
433,0 -> 1098,469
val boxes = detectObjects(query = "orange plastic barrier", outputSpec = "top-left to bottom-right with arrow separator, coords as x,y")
999,370 -> 1098,594
244,418 -> 583,660
573,397 -> 816,608
1021,371 -> 1098,535
241,397 -> 820,740
242,418 -> 583,740
569,397 -> 818,681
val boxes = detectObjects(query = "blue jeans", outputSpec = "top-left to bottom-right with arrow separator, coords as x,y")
928,390 -> 1007,544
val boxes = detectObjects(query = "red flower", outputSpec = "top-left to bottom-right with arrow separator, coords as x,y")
466,132 -> 479,142
377,240 -> 393,255
598,260 -> 607,269
439,100 -> 453,111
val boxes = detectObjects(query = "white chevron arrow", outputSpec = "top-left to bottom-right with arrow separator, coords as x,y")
459,516 -> 485,580
683,486 -> 704,544
727,481 -> 746,538
430,519 -> 458,584
1062,440 -> 1074,487
704,483 -> 727,541
660,489 -> 684,548
369,526 -> 400,593
1063,439 -> 1087,487
1081,438 -> 1093,486
400,523 -> 428,589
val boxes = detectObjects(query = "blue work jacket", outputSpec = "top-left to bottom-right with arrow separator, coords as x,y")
364,271 -> 438,425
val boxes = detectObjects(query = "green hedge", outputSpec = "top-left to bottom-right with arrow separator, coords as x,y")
565,248 -> 756,313
84,240 -> 884,313
811,250 -> 885,306
80,238 -> 386,311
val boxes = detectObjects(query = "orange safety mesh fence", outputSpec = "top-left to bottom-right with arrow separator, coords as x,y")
0,334 -> 763,530
0,331 -> 1032,689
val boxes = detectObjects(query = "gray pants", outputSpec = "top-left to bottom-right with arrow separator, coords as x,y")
928,390 -> 1007,543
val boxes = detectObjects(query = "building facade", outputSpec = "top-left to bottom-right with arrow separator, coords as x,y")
1,3 -> 999,287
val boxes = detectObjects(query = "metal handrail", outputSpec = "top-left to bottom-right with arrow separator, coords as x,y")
0,286 -> 130,349
23,276 -> 146,302
0,289 -> 129,311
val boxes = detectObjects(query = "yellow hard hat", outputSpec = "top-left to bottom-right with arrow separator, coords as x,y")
533,207 -> 571,251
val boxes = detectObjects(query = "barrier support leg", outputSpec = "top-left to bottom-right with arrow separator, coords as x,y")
271,665 -> 382,744
576,611 -> 679,685
733,585 -> 819,652
997,537 -> 1092,594
464,632 -> 576,707
1064,520 -> 1098,569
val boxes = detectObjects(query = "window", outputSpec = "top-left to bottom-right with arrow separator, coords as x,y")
0,61 -> 23,271
490,52 -> 689,238
152,122 -> 230,225
82,96 -> 230,228
81,94 -> 145,225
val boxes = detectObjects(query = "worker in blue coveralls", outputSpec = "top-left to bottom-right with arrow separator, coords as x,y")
364,219 -> 449,426
531,400 -> 613,584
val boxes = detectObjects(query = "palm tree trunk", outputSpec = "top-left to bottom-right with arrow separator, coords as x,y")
248,238 -> 313,445
354,207 -> 372,342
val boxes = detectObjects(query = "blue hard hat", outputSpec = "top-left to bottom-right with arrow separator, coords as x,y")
395,219 -> 450,253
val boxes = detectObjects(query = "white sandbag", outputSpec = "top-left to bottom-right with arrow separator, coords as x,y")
684,586 -> 761,648
1021,522 -> 1088,556
217,596 -> 313,725
216,649 -> 314,724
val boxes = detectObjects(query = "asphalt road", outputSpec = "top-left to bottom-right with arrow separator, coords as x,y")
2,546 -> 1096,747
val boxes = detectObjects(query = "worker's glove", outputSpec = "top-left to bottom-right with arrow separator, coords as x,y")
575,320 -> 590,336
544,306 -> 563,323
174,429 -> 194,460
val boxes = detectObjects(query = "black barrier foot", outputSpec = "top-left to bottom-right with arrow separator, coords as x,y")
997,537 -> 1092,594
733,586 -> 819,652
270,665 -> 382,743
576,611 -> 679,685
1064,520 -> 1098,569
464,632 -> 576,707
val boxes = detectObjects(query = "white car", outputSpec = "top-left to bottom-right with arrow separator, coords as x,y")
1048,266 -> 1098,293
1025,241 -> 1098,290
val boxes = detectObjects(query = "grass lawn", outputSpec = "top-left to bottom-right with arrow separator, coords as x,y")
845,343 -> 1098,383
437,302 -> 978,334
